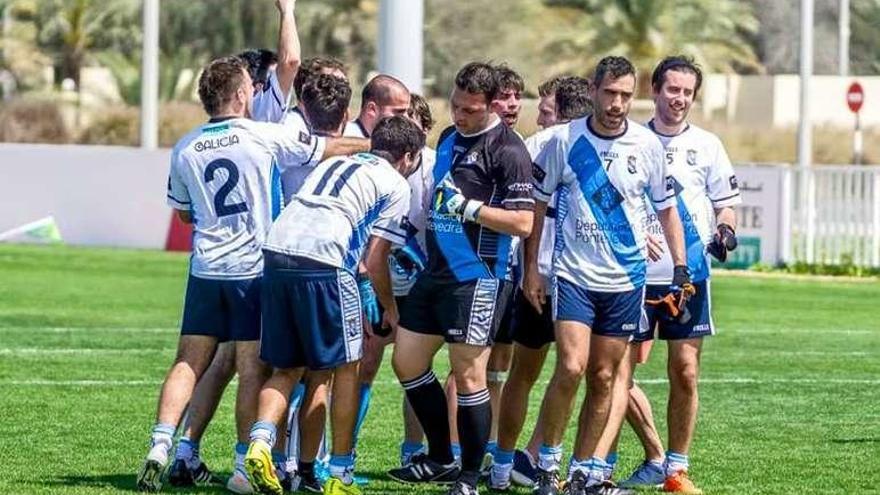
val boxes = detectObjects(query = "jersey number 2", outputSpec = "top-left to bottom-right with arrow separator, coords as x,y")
205,159 -> 249,217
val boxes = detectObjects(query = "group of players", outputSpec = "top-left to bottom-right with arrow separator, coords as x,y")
136,2 -> 741,495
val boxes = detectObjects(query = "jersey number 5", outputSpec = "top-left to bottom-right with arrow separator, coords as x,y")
205,159 -> 249,217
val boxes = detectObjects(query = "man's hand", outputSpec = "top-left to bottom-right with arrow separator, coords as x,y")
357,275 -> 380,325
646,233 -> 664,262
523,266 -> 547,314
647,265 -> 696,324
392,243 -> 426,281
707,223 -> 738,262
434,178 -> 483,222
380,306 -> 400,337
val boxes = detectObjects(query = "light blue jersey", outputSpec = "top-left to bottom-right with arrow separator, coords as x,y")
167,117 -> 325,280
533,117 -> 675,292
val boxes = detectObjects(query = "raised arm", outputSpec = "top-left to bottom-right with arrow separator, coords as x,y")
274,0 -> 302,101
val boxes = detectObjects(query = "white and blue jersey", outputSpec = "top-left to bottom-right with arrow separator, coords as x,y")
167,117 -> 325,280
524,125 -> 567,282
252,69 -> 289,124
277,106 -> 319,203
645,122 -> 741,285
263,153 -> 411,274
533,117 -> 675,292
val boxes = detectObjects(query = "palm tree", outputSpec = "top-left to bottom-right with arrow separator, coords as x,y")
543,0 -> 762,91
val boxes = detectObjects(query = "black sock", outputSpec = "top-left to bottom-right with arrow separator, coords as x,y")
298,460 -> 314,477
457,389 -> 491,487
401,369 -> 454,465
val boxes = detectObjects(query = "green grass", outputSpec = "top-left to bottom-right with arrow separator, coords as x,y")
0,244 -> 878,494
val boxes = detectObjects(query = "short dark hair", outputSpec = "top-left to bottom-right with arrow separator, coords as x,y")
371,116 -> 426,163
651,55 -> 703,97
362,74 -> 409,108
555,76 -> 592,121
237,49 -> 277,86
198,56 -> 249,116
408,93 -> 435,132
592,56 -> 636,88
454,62 -> 499,102
538,75 -> 565,98
293,56 -> 347,99
301,74 -> 352,135
494,64 -> 524,94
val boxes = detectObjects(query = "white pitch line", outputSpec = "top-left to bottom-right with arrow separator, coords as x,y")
0,348 -> 175,355
0,326 -> 178,333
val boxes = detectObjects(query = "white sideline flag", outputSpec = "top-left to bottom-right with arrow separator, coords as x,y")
0,216 -> 63,244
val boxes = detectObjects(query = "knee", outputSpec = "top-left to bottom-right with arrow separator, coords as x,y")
669,362 -> 699,394
587,365 -> 615,396
553,357 -> 586,391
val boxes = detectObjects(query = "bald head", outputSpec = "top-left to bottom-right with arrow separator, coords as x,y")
358,74 -> 411,134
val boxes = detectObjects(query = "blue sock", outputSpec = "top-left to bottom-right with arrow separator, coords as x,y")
249,421 -> 277,447
150,423 -> 176,451
494,448 -> 514,465
606,451 -> 618,470
486,440 -> 498,457
329,453 -> 355,484
537,444 -> 562,471
400,441 -> 424,462
664,450 -> 689,476
272,452 -> 288,465
451,443 -> 462,461
586,456 -> 608,485
353,383 -> 372,447
175,437 -> 200,467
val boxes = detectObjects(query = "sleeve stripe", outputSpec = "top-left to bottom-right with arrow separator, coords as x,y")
502,197 -> 535,204
653,193 -> 675,203
710,192 -> 741,203
374,226 -> 407,240
167,194 -> 191,205
301,138 -> 320,167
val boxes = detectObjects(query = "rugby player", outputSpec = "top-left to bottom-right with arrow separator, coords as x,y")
489,76 -> 592,491
387,62 -> 535,495
536,76 -> 564,129
617,56 -> 740,495
251,0 -> 302,123
244,116 -> 425,495
524,56 -> 689,495
340,74 -> 413,452
136,55 -> 368,493
491,63 -> 525,129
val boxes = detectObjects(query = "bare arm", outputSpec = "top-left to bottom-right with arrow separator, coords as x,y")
476,207 -> 533,238
274,0 -> 301,101
522,200 -> 548,312
364,236 -> 398,326
715,206 -> 736,229
322,137 -> 370,160
176,210 -> 193,224
657,206 -> 686,267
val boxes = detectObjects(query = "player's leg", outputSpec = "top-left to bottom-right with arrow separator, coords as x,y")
230,340 -> 271,493
388,276 -> 459,484
590,343 -> 633,482
446,373 -> 460,461
388,326 -> 455,483
169,341 -> 235,487
486,299 -> 515,463
138,334 -> 218,492
448,341 -> 493,490
660,279 -> 712,494
400,396 -> 426,466
663,338 -> 703,493
567,287 -> 643,492
296,370 -> 332,492
620,337 -> 666,489
352,314 -> 394,449
493,292 -> 555,489
326,359 -> 361,490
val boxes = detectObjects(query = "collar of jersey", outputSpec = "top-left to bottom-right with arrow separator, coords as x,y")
457,115 -> 501,138
647,119 -> 690,138
586,115 -> 628,140
206,116 -> 238,124
355,118 -> 370,138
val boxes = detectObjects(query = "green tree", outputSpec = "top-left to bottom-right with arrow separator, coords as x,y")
851,0 -> 880,75
544,0 -> 762,90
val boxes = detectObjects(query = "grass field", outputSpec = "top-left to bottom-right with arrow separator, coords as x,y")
0,244 -> 878,495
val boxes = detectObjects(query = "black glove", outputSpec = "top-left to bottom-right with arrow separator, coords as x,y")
707,223 -> 738,262
646,265 -> 696,324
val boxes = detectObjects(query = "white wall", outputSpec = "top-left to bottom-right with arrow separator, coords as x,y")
0,144 -> 171,249
703,74 -> 880,128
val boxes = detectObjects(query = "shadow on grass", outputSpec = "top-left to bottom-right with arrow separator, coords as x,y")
830,438 -> 880,444
39,474 -> 229,493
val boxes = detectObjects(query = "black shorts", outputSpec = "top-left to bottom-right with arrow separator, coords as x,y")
492,288 -> 519,345
511,290 -> 555,349
372,296 -> 409,336
400,276 -> 514,346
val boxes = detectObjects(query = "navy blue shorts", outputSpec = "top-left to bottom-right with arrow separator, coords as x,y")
260,253 -> 363,371
633,280 -> 713,342
552,277 -> 645,338
400,276 -> 514,347
511,289 -> 555,349
181,275 -> 261,342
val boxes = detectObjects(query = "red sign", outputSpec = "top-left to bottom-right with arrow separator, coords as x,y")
847,82 -> 864,113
